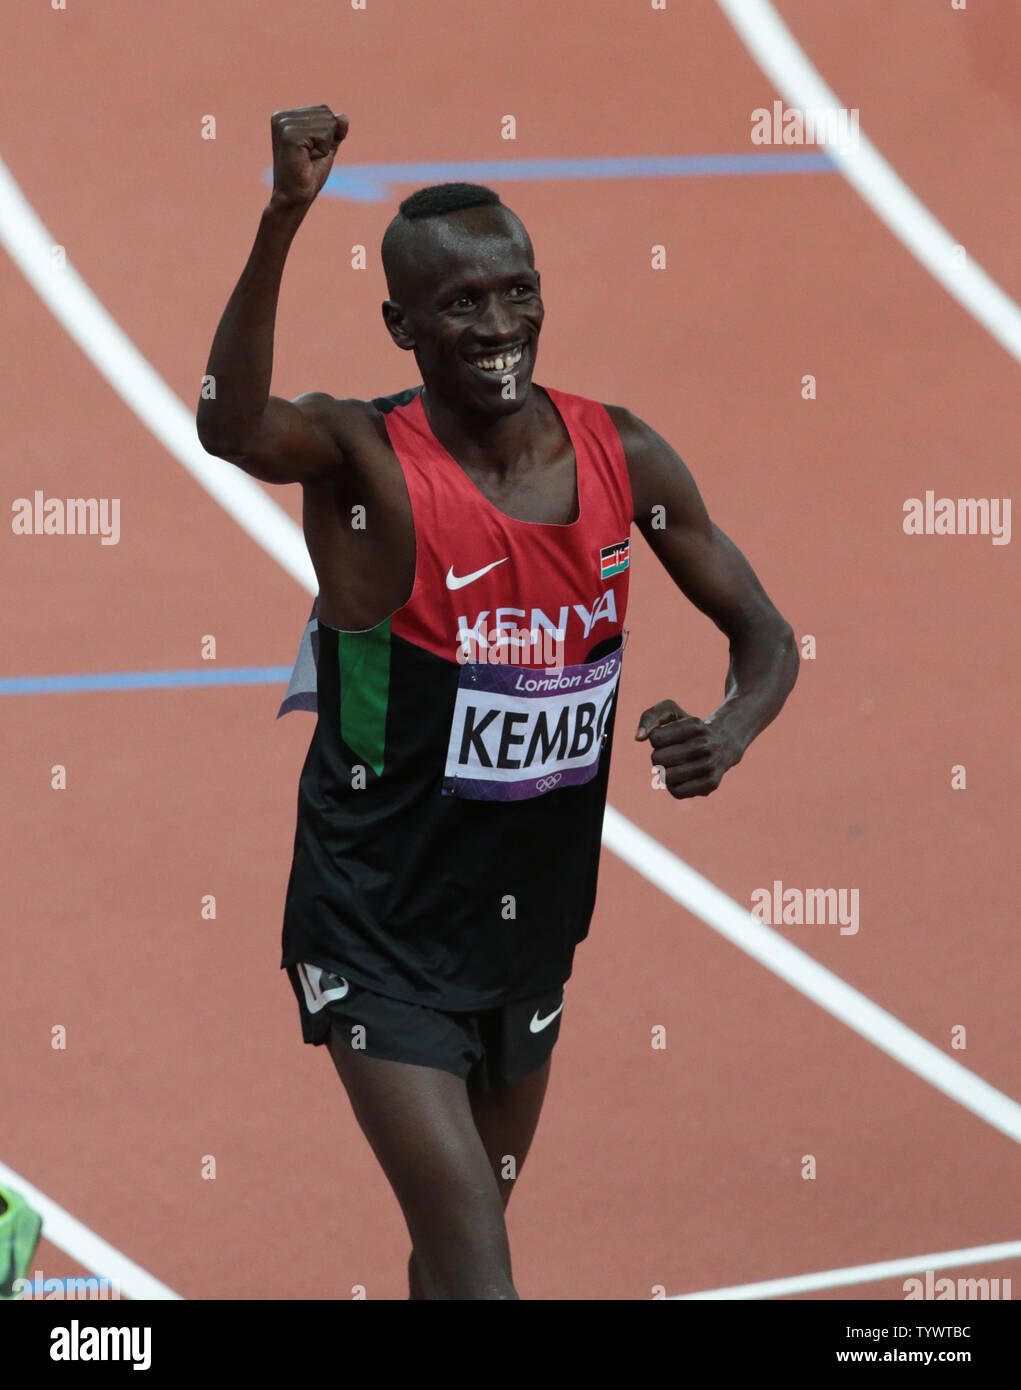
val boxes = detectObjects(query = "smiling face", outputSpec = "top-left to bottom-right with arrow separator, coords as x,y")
381,204 -> 544,417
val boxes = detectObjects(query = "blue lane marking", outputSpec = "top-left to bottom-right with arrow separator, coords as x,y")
262,152 -> 836,203
0,666 -> 293,696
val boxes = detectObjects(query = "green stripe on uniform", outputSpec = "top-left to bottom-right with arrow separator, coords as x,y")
337,619 -> 391,777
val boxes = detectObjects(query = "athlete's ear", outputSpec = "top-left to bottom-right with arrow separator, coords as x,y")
382,300 -> 415,351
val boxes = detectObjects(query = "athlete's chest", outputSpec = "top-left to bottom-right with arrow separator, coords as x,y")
396,500 -> 629,671
451,439 -> 579,527
383,389 -> 631,665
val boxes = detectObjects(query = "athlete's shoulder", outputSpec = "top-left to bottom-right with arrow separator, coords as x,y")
539,383 -> 630,438
540,385 -> 631,429
298,387 -> 422,453
598,403 -> 679,474
540,382 -> 610,412
599,402 -> 643,445
368,385 -> 423,416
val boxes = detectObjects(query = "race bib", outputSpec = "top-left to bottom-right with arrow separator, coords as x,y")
442,648 -> 622,801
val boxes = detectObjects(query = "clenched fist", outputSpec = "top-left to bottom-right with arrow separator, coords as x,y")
270,105 -> 349,210
636,699 -> 741,800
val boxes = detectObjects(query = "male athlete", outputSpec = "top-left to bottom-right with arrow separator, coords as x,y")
196,106 -> 798,1300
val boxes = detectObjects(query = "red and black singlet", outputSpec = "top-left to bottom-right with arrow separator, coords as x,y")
280,384 -> 633,1009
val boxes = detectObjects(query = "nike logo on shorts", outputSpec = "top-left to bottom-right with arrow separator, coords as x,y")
529,1000 -> 564,1034
297,962 -> 350,1014
445,558 -> 508,590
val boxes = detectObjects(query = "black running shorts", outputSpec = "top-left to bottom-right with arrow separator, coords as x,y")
287,962 -> 565,1093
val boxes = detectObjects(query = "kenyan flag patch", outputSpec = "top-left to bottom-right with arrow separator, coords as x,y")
599,539 -> 630,579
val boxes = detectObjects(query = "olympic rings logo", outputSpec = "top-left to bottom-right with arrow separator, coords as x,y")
534,773 -> 563,793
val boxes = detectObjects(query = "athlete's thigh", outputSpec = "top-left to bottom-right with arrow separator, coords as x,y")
325,1029 -> 507,1240
469,1057 -> 552,1209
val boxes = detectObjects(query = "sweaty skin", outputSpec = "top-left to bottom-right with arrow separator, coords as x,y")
196,104 -> 798,801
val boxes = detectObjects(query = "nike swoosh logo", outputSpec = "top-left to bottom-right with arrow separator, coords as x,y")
445,558 -> 508,590
529,1001 -> 564,1034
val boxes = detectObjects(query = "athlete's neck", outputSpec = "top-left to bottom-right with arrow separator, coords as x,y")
420,385 -> 554,480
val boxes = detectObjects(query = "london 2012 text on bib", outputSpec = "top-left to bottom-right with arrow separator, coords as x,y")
442,648 -> 622,801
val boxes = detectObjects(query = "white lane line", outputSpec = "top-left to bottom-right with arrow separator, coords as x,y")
0,157 -> 317,592
0,1160 -> 182,1300
671,1238 -> 1021,1300
715,0 -> 1021,366
604,808 -> 1021,1145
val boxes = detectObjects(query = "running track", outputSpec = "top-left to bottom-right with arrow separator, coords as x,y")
1,0 -> 1017,1301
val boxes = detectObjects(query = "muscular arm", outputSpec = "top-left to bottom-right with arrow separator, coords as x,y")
195,107 -> 349,484
607,404 -> 799,795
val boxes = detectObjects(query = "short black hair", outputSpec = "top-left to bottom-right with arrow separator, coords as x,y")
381,183 -> 522,299
397,182 -> 502,219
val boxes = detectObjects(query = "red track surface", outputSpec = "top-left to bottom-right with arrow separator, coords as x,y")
2,0 -> 1017,1301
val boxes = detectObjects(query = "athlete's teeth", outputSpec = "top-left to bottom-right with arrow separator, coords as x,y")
474,347 -> 522,372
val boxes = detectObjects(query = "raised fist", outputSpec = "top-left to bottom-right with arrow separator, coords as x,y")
270,105 -> 349,209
